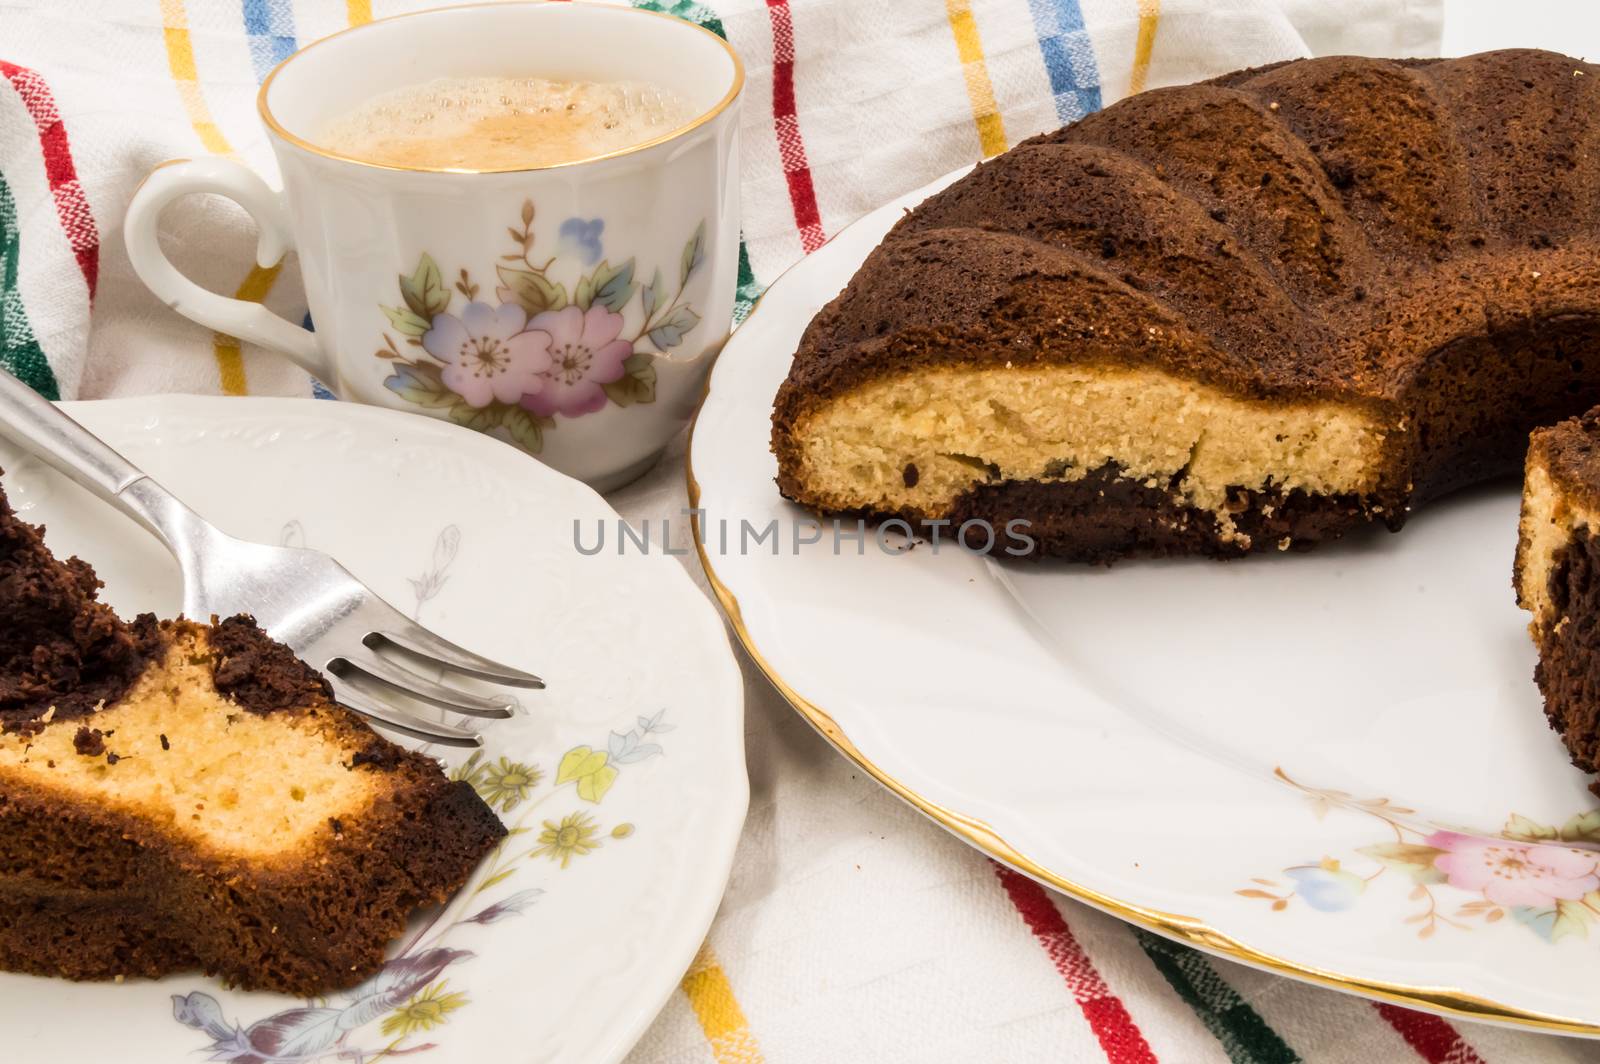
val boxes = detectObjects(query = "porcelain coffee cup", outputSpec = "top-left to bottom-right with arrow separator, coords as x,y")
125,2 -> 742,492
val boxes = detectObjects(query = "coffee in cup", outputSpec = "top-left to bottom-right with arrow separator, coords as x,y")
317,75 -> 694,170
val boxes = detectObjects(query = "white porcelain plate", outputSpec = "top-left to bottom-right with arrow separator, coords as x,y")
690,168 -> 1600,1034
0,396 -> 746,1064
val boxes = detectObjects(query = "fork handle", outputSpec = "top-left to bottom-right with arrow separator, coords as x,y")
0,367 -> 201,555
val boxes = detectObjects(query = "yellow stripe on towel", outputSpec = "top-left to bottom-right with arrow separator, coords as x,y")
158,1 -> 230,153
212,263 -> 282,396
681,943 -> 765,1064
945,0 -> 1009,158
1129,0 -> 1161,95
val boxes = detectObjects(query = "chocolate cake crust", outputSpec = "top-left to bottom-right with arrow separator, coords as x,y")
773,50 -> 1600,561
209,614 -> 333,715
1526,409 -> 1600,518
0,479 -> 159,726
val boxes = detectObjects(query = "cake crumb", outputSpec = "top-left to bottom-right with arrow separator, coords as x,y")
40,705 -> 55,723
73,726 -> 105,757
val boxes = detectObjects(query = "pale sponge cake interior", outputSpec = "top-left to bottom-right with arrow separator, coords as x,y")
1515,451 -> 1591,635
790,363 -> 1389,545
0,626 -> 380,861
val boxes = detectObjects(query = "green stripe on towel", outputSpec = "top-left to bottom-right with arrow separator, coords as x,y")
1134,928 -> 1301,1064
0,169 -> 60,399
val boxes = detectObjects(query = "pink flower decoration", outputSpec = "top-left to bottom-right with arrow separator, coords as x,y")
426,302 -> 552,409
519,305 -> 632,418
1427,831 -> 1600,908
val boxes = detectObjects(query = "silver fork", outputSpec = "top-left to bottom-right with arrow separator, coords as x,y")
0,369 -> 541,747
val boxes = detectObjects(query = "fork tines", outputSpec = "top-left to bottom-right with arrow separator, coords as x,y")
320,623 -> 542,748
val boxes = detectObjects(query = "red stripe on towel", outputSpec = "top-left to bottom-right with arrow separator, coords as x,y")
765,0 -> 824,253
1374,1004 -> 1485,1064
995,863 -> 1159,1064
0,61 -> 98,298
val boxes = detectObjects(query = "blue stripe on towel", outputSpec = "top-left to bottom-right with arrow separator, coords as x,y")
301,311 -> 336,399
1025,0 -> 1103,123
242,0 -> 297,84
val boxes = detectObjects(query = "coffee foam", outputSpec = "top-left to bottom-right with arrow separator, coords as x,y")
317,75 -> 694,169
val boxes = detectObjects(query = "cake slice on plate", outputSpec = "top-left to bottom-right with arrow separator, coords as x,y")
0,476 -> 505,995
1517,412 -> 1600,794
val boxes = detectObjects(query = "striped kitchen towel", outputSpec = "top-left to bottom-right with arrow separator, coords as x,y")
0,0 -> 1438,402
9,2 -> 1591,1063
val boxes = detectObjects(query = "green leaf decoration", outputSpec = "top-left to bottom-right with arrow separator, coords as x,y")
557,746 -> 607,785
383,361 -> 458,408
648,306 -> 701,351
592,258 -> 636,313
577,764 -> 618,803
680,219 -> 706,286
1505,813 -> 1559,842
556,745 -> 618,803
1560,811 -> 1600,843
496,264 -> 567,316
382,305 -> 432,337
502,406 -> 547,453
602,351 -> 657,407
1357,842 -> 1447,883
574,273 -> 595,312
641,266 -> 662,319
447,401 -> 506,433
1554,899 -> 1593,942
399,252 -> 450,319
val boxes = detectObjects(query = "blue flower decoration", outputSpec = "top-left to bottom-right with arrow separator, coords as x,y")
559,217 -> 604,266
1284,862 -> 1366,912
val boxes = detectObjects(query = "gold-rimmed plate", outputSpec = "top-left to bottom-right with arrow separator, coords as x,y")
688,167 -> 1600,1036
2,396 -> 747,1064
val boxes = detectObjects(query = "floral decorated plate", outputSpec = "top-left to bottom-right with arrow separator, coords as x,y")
0,396 -> 746,1063
690,168 -> 1600,1035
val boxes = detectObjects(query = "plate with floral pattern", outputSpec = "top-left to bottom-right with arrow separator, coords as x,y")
0,396 -> 746,1064
688,168 -> 1600,1035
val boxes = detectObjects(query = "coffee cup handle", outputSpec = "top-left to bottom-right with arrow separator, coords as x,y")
125,157 -> 332,385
